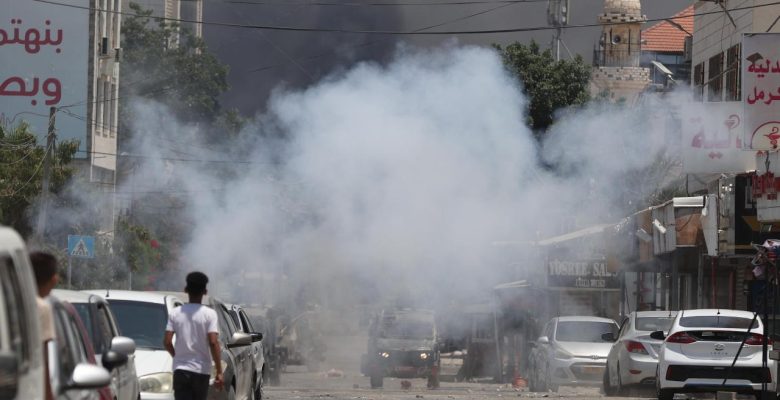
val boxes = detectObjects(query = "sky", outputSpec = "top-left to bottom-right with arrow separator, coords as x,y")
202,0 -> 689,116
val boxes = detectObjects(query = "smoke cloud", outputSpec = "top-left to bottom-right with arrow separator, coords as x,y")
62,44 -> 685,313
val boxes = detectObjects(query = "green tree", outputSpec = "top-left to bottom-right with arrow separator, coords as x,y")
0,120 -> 78,236
495,41 -> 591,133
120,3 -> 230,126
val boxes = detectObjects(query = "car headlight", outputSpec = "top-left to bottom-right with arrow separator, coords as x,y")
554,349 -> 572,360
380,352 -> 390,358
139,372 -> 173,393
420,353 -> 429,360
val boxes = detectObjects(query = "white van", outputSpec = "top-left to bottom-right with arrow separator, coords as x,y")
0,226 -> 44,400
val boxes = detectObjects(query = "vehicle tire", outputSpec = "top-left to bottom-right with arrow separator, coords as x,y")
370,373 -> 383,389
657,388 -> 674,400
757,391 -> 778,400
603,366 -> 617,397
254,373 -> 263,400
270,368 -> 281,386
615,363 -> 627,396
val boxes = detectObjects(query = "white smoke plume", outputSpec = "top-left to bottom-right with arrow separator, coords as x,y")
114,44 -> 680,312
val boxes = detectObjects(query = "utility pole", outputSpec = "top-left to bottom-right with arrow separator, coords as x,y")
35,107 -> 57,240
547,0 -> 570,61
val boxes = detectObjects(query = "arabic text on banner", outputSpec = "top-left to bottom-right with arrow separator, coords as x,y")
742,33 -> 780,150
682,102 -> 755,173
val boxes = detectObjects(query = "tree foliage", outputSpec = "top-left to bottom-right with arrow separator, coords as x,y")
495,41 -> 591,133
0,120 -> 78,236
120,3 -> 230,124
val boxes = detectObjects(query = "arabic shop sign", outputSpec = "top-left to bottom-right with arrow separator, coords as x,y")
0,0 -> 89,150
547,259 -> 620,290
682,102 -> 755,173
743,33 -> 780,151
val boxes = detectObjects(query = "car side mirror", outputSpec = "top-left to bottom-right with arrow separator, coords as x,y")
101,350 -> 128,372
110,336 -> 136,356
227,332 -> 253,348
650,331 -> 666,341
67,363 -> 111,389
537,336 -> 550,345
251,332 -> 263,343
601,332 -> 616,342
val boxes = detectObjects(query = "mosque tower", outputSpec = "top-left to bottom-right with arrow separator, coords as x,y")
590,0 -> 652,104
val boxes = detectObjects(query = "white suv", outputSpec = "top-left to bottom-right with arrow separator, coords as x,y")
83,290 -> 183,400
655,309 -> 777,400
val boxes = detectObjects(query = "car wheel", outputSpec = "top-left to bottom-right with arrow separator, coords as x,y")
657,388 -> 674,400
603,365 -> 617,397
370,373 -> 383,389
615,362 -> 627,396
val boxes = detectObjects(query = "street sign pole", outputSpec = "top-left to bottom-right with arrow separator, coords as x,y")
68,256 -> 72,289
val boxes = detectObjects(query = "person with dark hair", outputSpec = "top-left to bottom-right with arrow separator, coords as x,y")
29,251 -> 58,400
164,272 -> 223,400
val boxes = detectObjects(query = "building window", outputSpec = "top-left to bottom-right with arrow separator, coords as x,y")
96,79 -> 104,134
103,79 -> 111,136
725,44 -> 741,101
694,62 -> 705,101
708,52 -> 724,102
110,82 -> 117,138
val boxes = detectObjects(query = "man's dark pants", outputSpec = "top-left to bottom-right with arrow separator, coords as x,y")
173,369 -> 210,400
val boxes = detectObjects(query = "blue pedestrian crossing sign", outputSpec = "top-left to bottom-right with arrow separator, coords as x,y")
68,235 -> 95,259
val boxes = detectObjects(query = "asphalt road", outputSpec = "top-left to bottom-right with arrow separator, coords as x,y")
262,334 -> 653,400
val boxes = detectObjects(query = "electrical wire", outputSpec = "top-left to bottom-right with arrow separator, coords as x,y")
33,0 -> 780,35
0,142 -> 52,198
249,0 -> 517,73
222,0 -> 549,5
75,149 -> 267,165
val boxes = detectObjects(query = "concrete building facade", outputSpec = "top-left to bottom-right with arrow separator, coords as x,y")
691,0 -> 780,102
123,0 -> 203,39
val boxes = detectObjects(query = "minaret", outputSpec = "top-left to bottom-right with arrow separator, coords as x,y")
590,0 -> 651,104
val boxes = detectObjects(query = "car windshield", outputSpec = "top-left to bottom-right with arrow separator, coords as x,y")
679,316 -> 759,329
380,318 -> 434,340
108,300 -> 167,350
636,316 -> 676,332
556,321 -> 617,342
71,303 -> 93,343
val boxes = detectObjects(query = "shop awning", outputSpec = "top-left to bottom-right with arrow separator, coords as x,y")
534,224 -> 616,247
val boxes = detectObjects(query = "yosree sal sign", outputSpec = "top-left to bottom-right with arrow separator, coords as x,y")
547,259 -> 619,289
0,0 -> 89,152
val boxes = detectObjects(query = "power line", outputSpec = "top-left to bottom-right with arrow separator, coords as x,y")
33,0 -> 780,35
223,0 -> 548,6
248,0 -> 516,73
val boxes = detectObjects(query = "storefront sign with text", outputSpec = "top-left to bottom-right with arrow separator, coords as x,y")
547,259 -> 620,289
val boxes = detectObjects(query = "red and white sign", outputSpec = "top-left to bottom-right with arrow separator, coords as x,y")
0,0 -> 89,150
682,102 -> 755,173
743,33 -> 780,151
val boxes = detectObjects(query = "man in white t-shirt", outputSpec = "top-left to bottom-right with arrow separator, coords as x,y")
164,272 -> 223,400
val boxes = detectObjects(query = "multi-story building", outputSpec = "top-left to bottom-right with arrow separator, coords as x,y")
640,5 -> 693,87
124,0 -> 203,39
89,0 -> 123,236
691,0 -> 780,102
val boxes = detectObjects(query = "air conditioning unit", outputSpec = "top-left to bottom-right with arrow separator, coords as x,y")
683,36 -> 693,62
114,47 -> 122,62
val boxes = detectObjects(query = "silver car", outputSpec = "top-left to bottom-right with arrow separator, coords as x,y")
529,316 -> 619,392
603,311 -> 677,395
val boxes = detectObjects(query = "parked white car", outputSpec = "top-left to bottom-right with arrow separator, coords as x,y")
603,311 -> 677,395
528,316 -> 619,392
228,304 -> 266,400
83,290 -> 184,400
655,309 -> 777,400
54,289 -> 139,400
0,226 -> 45,400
